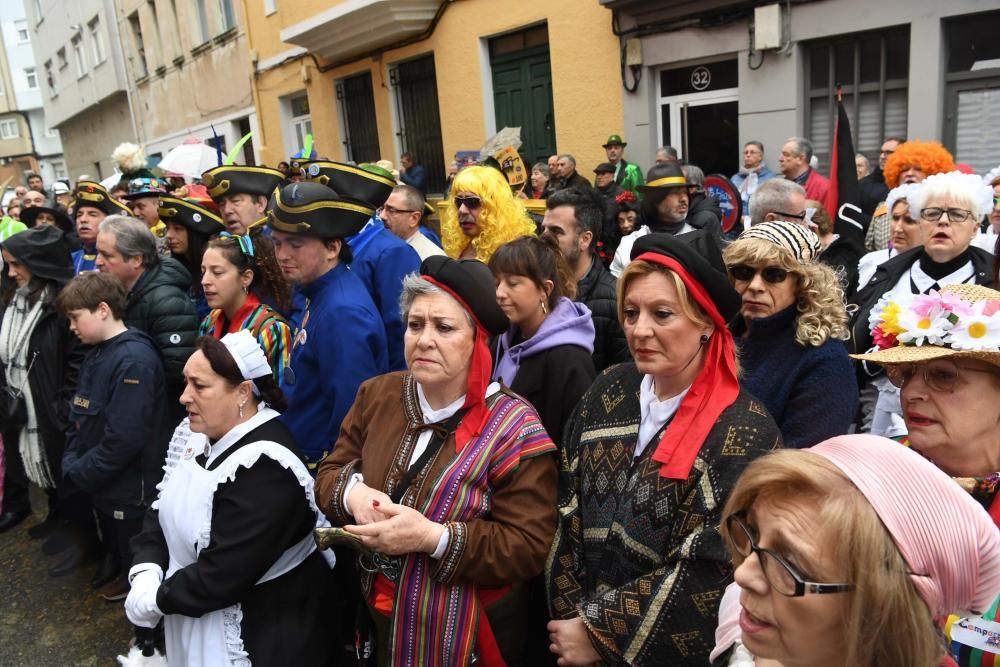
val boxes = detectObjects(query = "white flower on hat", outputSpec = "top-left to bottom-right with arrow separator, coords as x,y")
895,308 -> 951,346
947,301 -> 1000,351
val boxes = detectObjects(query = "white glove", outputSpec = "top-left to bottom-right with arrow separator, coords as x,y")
125,565 -> 164,628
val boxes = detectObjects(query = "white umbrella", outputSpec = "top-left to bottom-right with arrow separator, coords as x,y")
157,138 -> 221,180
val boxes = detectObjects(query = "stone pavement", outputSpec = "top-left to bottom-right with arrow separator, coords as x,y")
0,491 -> 132,666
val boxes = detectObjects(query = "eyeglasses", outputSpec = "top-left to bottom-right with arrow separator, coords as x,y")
884,361 -> 1000,392
380,204 -> 417,216
772,210 -> 807,221
454,196 -> 482,210
919,207 -> 975,224
726,514 -> 855,597
728,264 -> 790,284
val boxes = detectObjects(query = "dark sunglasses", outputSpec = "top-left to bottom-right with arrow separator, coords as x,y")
728,264 -> 790,284
454,196 -> 482,210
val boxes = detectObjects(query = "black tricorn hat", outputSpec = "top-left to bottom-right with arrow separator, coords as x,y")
158,197 -> 225,237
267,182 -> 374,239
630,230 -> 741,323
419,255 -> 509,336
637,162 -> 694,194
301,161 -> 396,209
2,225 -> 74,284
20,206 -> 74,234
74,181 -> 132,216
202,166 -> 285,200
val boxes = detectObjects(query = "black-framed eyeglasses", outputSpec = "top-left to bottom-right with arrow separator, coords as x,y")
726,514 -> 855,597
884,360 -> 1000,392
772,210 -> 807,221
728,264 -> 790,284
454,196 -> 482,210
920,207 -> 974,224
379,204 -> 417,216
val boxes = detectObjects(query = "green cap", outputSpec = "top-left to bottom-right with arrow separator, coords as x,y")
602,134 -> 627,148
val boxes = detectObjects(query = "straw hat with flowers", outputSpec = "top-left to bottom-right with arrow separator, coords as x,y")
851,284 -> 1000,367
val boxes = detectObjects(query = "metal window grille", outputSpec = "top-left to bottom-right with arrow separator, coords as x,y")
390,55 -> 446,194
336,72 -> 381,164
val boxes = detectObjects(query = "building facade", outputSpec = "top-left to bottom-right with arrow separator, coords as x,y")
117,0 -> 257,166
244,0 -> 624,194
603,0 -> 1000,178
23,0 -> 134,180
0,0 -> 65,187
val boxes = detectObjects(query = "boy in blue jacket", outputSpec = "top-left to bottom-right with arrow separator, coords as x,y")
57,272 -> 168,601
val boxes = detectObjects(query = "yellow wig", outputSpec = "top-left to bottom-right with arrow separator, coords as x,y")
441,166 -> 536,262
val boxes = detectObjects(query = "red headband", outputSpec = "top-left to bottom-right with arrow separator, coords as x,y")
633,252 -> 740,479
422,275 -> 491,451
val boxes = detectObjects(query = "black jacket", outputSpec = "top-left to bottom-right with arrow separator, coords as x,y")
576,257 -> 630,373
849,246 -> 995,354
555,170 -> 593,193
819,236 -> 862,298
124,257 -> 197,400
686,192 -> 724,237
496,343 -> 596,447
858,168 -> 889,217
62,328 -> 167,517
0,300 -> 83,475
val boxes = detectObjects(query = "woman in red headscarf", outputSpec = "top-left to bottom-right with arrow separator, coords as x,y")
315,255 -> 558,667
545,230 -> 782,666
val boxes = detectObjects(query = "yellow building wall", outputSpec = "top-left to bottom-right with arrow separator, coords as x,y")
244,0 -> 624,183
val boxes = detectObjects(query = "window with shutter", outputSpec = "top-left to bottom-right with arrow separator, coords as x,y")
804,27 -> 909,175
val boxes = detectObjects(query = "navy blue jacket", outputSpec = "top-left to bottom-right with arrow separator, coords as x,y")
62,328 -> 167,518
733,306 -> 857,449
347,219 -> 420,371
400,163 -> 427,195
280,262 -> 388,464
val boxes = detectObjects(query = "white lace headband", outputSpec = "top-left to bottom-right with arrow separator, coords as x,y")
220,330 -> 271,395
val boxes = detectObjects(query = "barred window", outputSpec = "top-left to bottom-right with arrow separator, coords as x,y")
805,26 -> 909,174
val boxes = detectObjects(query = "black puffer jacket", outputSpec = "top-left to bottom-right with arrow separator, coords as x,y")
124,257 -> 197,399
0,302 -> 83,474
576,258 -> 630,372
686,192 -> 724,239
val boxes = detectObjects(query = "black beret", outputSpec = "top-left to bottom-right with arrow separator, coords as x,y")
301,161 -> 396,209
158,197 -> 225,237
2,225 -> 74,284
74,181 -> 132,216
630,231 -> 741,323
420,255 -> 509,336
202,166 -> 285,200
267,182 -> 373,240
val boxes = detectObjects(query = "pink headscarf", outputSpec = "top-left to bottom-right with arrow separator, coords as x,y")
711,434 -> 1000,661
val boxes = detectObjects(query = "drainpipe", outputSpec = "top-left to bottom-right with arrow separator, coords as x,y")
110,0 -> 142,143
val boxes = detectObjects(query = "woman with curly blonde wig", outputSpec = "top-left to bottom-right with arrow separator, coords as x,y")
440,166 -> 536,261
723,221 -> 857,448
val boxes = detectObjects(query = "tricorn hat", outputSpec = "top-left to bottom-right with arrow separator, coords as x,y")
267,182 -> 374,240
202,166 -> 285,201
158,196 -> 225,237
637,163 -> 694,194
123,175 -> 168,200
602,134 -> 627,148
74,181 -> 132,216
20,206 -> 74,235
301,161 -> 396,209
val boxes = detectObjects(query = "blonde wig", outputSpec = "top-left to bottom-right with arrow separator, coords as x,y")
721,450 -> 944,667
441,166 -> 536,262
723,237 -> 849,347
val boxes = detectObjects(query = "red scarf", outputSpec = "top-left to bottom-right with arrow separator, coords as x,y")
633,253 -> 741,479
207,292 -> 262,338
422,276 -> 491,451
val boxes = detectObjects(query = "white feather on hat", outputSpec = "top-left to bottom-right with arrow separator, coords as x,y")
112,142 -> 148,176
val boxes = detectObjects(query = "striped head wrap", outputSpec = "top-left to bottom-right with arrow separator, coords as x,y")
810,435 -> 1000,617
739,220 -> 821,261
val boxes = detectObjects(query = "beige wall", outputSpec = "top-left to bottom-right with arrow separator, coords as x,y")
246,0 -> 624,180
121,0 -> 254,151
59,91 -> 133,179
0,114 -> 33,158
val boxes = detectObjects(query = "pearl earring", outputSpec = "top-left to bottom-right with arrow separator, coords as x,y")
238,400 -> 246,418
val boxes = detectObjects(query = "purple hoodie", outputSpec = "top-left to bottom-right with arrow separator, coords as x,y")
493,297 -> 595,386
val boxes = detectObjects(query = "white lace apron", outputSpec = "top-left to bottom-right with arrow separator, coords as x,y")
155,409 -> 334,666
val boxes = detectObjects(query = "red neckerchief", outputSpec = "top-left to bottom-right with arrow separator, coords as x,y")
633,253 -> 741,479
209,292 -> 262,338
422,276 -> 491,452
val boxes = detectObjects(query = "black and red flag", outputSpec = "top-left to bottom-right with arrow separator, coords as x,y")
825,86 -> 867,247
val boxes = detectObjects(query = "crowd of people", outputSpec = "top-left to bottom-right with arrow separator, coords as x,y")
0,131 -> 998,667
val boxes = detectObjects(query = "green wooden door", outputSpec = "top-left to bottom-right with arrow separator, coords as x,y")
491,46 -> 556,167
